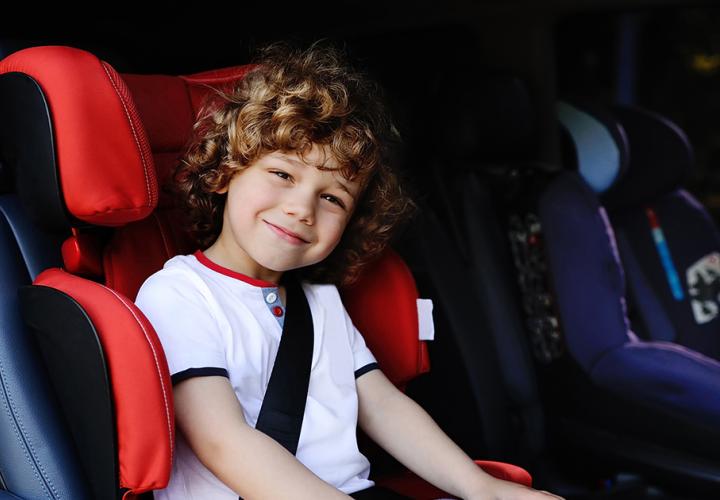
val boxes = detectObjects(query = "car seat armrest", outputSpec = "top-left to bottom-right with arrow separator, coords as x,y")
376,460 -> 532,499
474,460 -> 532,486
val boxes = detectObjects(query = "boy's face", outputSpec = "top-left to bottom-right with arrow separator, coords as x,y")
207,144 -> 361,283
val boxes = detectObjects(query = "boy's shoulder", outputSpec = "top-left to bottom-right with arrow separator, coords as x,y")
137,254 -> 210,299
143,253 -> 199,281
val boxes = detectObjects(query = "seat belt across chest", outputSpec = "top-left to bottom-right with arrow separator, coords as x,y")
254,276 -> 314,455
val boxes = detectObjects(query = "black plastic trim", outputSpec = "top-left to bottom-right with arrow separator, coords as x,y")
0,72 -> 78,232
19,284 -> 118,500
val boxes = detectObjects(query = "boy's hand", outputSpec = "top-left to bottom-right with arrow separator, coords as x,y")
357,370 -> 564,500
464,477 -> 564,500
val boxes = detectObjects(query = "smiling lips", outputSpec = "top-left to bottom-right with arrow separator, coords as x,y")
264,220 -> 310,245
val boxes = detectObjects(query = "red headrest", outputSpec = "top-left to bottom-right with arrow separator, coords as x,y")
341,249 -> 430,387
0,46 -> 252,227
0,46 -> 157,225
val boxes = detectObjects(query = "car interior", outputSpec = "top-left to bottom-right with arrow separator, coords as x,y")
0,1 -> 719,499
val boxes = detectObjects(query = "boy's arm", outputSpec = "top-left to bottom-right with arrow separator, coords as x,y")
174,376 -> 351,500
356,370 -> 563,500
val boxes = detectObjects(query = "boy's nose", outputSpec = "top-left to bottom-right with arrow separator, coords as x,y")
282,193 -> 315,225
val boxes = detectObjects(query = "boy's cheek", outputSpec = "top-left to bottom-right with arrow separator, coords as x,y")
333,218 -> 353,239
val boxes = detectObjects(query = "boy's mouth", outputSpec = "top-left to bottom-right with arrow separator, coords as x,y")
264,220 -> 311,244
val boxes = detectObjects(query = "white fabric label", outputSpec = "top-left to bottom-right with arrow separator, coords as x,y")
417,298 -> 435,341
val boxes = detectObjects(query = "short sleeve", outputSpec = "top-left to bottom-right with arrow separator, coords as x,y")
340,297 -> 379,379
135,269 -> 229,385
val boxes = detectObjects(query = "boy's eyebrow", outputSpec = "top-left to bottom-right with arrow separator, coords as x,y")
276,155 -> 313,169
334,179 -> 356,198
270,152 -> 325,170
273,153 -> 357,198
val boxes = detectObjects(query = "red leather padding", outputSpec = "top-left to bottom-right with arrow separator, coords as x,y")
180,64 -> 255,114
122,74 -> 195,154
341,249 -> 430,386
33,268 -> 174,494
122,73 -> 196,197
104,211 -> 195,300
62,230 -> 104,278
0,46 -> 157,225
122,65 -> 253,206
377,460 -> 533,499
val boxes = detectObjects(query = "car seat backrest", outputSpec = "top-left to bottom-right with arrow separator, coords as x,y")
0,45 -> 434,498
341,249 -> 430,388
543,102 -> 636,369
602,107 -> 720,360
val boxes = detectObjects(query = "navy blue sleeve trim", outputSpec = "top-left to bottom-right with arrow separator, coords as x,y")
354,362 -> 379,379
171,367 -> 229,385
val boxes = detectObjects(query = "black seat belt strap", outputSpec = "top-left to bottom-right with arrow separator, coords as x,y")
254,276 -> 314,456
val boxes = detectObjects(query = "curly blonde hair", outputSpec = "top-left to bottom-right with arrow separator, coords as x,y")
175,41 -> 415,285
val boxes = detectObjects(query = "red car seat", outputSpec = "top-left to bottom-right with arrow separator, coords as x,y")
0,45 -> 530,499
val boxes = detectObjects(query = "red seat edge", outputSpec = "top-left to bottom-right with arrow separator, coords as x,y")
376,460 -> 532,499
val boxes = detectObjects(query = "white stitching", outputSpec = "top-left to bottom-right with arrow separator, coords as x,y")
100,63 -> 154,208
105,288 -> 174,466
0,359 -> 56,498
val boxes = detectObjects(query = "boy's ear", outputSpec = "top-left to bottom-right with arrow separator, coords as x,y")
216,185 -> 229,194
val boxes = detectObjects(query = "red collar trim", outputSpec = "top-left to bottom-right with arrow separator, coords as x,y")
194,250 -> 278,288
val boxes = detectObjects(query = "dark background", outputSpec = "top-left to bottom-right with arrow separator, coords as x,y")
2,1 -> 719,201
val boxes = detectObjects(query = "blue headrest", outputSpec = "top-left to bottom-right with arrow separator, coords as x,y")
601,106 -> 694,210
557,100 -> 629,193
558,101 -> 694,209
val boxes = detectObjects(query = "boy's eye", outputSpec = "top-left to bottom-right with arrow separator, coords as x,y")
271,171 -> 291,181
322,194 -> 346,209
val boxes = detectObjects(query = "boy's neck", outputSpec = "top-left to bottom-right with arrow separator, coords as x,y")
202,243 -> 284,285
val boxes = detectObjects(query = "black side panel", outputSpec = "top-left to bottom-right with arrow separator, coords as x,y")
0,72 -> 71,232
19,285 -> 118,500
0,199 -> 90,499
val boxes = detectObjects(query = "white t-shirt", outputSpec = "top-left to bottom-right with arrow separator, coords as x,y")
135,251 -> 379,499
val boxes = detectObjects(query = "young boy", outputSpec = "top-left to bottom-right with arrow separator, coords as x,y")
135,41 -> 563,500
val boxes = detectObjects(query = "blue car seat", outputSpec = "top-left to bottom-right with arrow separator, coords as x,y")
539,101 -> 720,489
